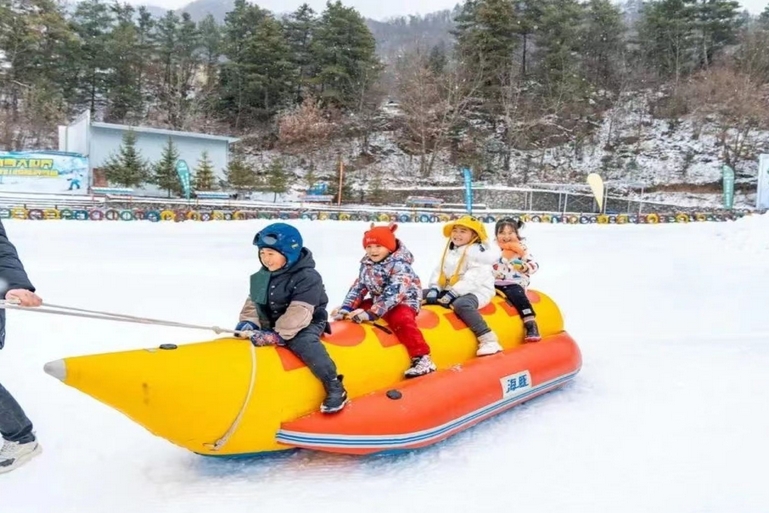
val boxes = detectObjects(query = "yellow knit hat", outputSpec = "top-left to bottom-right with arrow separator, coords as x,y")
442,215 -> 489,243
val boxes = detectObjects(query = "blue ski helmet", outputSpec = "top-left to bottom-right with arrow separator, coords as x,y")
253,223 -> 303,268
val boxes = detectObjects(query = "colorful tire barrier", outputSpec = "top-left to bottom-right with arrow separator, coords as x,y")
0,206 -> 757,224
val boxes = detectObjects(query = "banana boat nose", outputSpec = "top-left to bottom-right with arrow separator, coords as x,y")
43,359 -> 67,381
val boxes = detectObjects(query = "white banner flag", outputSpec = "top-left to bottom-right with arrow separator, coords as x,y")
758,154 -> 769,210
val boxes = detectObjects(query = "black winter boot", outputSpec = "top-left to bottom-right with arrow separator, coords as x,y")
524,320 -> 541,343
320,375 -> 348,414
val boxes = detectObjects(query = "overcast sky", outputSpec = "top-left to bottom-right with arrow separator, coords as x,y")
118,0 -> 769,22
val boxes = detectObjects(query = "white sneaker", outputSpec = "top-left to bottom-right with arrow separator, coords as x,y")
476,332 -> 503,356
404,355 -> 437,378
0,439 -> 42,474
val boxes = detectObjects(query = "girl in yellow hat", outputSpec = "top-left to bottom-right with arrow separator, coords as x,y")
424,215 -> 503,356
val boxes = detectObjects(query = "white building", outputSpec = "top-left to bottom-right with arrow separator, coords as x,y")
58,111 -> 239,195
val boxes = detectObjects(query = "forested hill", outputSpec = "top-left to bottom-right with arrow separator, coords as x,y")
4,0 -> 769,209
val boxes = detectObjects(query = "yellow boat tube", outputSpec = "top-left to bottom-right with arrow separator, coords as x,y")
44,291 -> 565,457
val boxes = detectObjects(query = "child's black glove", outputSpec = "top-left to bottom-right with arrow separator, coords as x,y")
424,288 -> 440,305
437,290 -> 458,308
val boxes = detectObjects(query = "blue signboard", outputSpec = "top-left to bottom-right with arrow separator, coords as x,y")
308,183 -> 328,195
722,165 -> 734,210
0,150 -> 89,194
176,159 -> 192,199
461,167 -> 473,214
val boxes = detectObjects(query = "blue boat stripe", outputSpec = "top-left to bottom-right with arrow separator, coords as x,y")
276,370 -> 579,449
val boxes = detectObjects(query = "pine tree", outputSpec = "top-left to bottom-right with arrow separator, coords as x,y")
693,0 -> 741,69
535,0 -> 586,99
639,0 -> 698,84
218,0 -> 270,128
225,155 -> 259,192
454,0 -> 520,100
70,0 -> 114,116
193,150 -> 217,191
760,5 -> 769,27
0,0 -> 71,140
581,0 -> 626,90
198,14 -> 221,91
102,129 -> 149,188
152,137 -> 182,197
428,43 -> 448,75
104,3 -> 144,123
284,4 -> 318,102
309,1 -> 381,110
266,159 -> 293,202
244,16 -> 297,119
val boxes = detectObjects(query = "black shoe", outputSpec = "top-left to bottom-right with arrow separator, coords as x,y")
524,320 -> 541,342
320,375 -> 348,414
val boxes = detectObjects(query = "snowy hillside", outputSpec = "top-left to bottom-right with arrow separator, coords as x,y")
246,91 -> 766,210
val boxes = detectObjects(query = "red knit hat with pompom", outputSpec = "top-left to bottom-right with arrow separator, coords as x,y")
363,223 -> 397,252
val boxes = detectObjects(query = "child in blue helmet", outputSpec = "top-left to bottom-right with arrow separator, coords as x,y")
234,222 -> 347,414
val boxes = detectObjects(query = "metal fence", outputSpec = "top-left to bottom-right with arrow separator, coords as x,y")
382,186 -> 711,215
0,184 -> 750,222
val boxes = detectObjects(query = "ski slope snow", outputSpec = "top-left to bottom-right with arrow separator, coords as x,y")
0,216 -> 767,512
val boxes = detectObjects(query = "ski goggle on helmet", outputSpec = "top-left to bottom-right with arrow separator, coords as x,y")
254,232 -> 280,246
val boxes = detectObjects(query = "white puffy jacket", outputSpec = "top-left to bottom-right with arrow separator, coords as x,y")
428,242 -> 497,307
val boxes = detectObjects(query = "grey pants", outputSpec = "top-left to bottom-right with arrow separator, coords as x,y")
0,382 -> 35,444
426,290 -> 492,337
284,322 -> 338,385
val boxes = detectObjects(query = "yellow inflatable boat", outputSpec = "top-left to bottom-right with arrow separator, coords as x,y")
43,290 -> 581,457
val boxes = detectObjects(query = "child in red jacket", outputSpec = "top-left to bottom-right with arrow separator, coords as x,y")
332,223 -> 436,378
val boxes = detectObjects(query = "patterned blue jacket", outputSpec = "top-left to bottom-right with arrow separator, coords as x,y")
341,240 -> 423,317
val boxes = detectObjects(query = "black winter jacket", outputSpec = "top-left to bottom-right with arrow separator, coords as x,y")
250,248 -> 329,333
0,220 -> 35,349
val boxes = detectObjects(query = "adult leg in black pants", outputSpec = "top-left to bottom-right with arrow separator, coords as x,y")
497,284 -> 541,342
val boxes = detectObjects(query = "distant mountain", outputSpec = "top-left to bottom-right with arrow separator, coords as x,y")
141,4 -> 169,18
67,0 -> 458,61
174,0 -> 235,23
366,8 -> 458,62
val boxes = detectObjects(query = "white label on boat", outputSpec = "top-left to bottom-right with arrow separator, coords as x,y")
500,370 -> 532,399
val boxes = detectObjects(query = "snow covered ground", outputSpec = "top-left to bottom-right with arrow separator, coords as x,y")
0,216 -> 768,512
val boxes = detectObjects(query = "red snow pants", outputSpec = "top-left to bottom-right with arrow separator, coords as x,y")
358,299 -> 431,358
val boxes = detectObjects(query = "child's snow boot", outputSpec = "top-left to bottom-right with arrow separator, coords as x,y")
0,439 -> 42,474
404,355 -> 437,378
524,320 -> 541,342
476,331 -> 503,356
320,375 -> 348,414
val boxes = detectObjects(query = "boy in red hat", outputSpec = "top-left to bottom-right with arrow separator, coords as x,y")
332,223 -> 436,378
